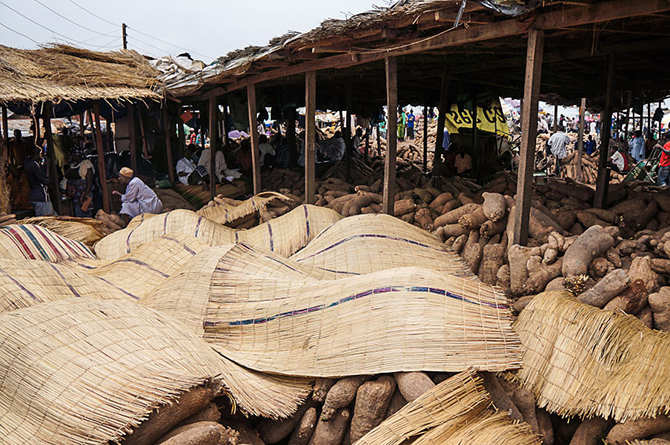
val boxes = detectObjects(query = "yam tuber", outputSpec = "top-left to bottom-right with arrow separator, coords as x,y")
393,372 -> 435,403
384,390 -> 407,419
482,192 -> 507,221
155,421 -> 236,445
434,203 -> 480,227
603,279 -> 648,314
350,376 -> 396,443
288,407 -> 318,445
312,378 -> 336,403
321,376 -> 365,421
577,269 -> 631,308
458,208 -> 488,230
569,417 -> 615,445
509,245 -> 532,296
309,408 -> 350,445
478,244 -> 505,286
259,401 -> 314,443
649,287 -> 670,332
562,225 -> 615,277
479,372 -> 523,423
606,416 -> 670,445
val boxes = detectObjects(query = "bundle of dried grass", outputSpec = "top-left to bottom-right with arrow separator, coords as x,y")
0,299 -> 226,445
197,191 -> 293,225
94,205 -> 342,260
290,213 -> 475,280
515,290 -> 670,422
357,370 -> 540,445
142,243 -> 521,377
0,44 -> 161,105
19,216 -> 107,247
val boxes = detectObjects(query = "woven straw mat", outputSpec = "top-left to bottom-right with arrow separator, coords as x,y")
94,205 -> 342,260
289,213 -> 476,280
196,191 -> 292,225
0,224 -> 95,262
0,299 -> 225,445
142,243 -> 522,377
515,290 -> 670,422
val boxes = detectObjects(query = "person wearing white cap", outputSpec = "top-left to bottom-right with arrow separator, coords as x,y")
112,167 -> 162,222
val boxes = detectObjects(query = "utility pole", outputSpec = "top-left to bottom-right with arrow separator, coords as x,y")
122,23 -> 127,49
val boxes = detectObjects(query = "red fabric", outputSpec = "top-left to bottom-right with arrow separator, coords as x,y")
661,142 -> 670,167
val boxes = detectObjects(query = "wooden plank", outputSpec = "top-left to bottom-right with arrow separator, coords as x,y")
162,101 -> 175,185
177,108 -> 186,153
594,56 -> 616,209
127,105 -> 138,173
345,84 -> 353,183
553,104 -> 558,132
432,74 -> 448,182
513,29 -> 545,246
43,103 -> 62,214
576,97 -> 586,182
137,106 -> 150,159
383,57 -> 398,215
92,102 -> 110,213
208,97 -> 217,201
305,71 -> 317,204
247,85 -> 262,195
1,105 -> 9,213
1,105 -> 8,143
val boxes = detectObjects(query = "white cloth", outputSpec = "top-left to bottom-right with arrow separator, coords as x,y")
455,153 -> 472,174
77,159 -> 94,179
198,148 -> 242,182
176,157 -> 197,185
611,151 -> 625,172
548,131 -> 571,160
259,142 -> 276,166
120,177 -> 162,218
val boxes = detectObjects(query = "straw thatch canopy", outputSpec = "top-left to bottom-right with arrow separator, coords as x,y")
0,44 -> 162,106
515,290 -> 670,422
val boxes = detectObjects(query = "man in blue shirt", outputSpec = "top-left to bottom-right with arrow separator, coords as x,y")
629,130 -> 645,162
406,109 -> 416,140
585,135 -> 596,156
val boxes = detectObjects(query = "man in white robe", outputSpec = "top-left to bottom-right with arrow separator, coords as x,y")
112,167 -> 162,222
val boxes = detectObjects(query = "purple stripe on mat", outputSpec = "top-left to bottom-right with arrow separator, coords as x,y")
163,236 -> 197,255
91,276 -> 140,300
125,214 -> 145,253
294,234 -> 441,261
47,264 -> 82,298
0,267 -> 39,301
207,285 -> 507,327
304,205 -> 311,239
267,221 -> 274,252
194,216 -> 203,237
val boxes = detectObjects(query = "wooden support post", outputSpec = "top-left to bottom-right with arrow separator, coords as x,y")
594,56 -> 616,209
576,97 -> 586,182
305,71 -> 317,204
127,104 -> 138,173
287,108 -> 296,168
433,73 -> 448,182
43,103 -> 62,214
472,92 -> 478,179
92,102 -> 110,213
162,101 -> 175,185
513,28 -> 544,246
177,108 -> 186,153
423,104 -> 428,172
553,104 -> 558,132
247,85 -> 262,195
648,102 -> 652,138
364,125 -> 370,164
383,56 -> 398,215
624,92 -> 631,136
345,84 -> 353,183
1,105 -> 9,213
137,106 -> 150,159
79,113 -> 85,140
208,98 -> 217,200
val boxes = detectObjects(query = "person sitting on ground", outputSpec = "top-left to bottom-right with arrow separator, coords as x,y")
352,127 -> 364,157
177,146 -> 209,187
547,126 -> 571,175
112,167 -> 162,223
24,145 -> 57,216
585,134 -> 597,156
608,146 -> 628,173
318,130 -> 346,162
198,144 -> 241,184
258,134 -> 276,167
454,147 -> 472,177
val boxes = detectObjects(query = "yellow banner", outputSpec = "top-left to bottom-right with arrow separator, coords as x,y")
444,100 -> 510,136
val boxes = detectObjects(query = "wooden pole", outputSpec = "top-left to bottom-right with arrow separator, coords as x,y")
208,98 -> 217,200
594,56 -> 616,209
127,104 -> 138,173
137,106 -> 150,159
1,105 -> 8,144
472,92 -> 478,179
576,97 -> 586,182
287,108 -> 296,168
162,101 -> 175,185
423,104 -> 428,172
364,124 -> 370,164
92,102 -> 110,213
383,56 -> 398,215
624,92 -> 631,137
43,102 -> 62,214
247,85 -> 262,195
305,71 -> 317,204
1,105 -> 9,213
79,113 -> 85,140
648,102 -> 652,138
177,108 -> 186,153
345,84 -> 353,183
513,28 -> 544,246
433,78 -> 448,184
553,104 -> 558,132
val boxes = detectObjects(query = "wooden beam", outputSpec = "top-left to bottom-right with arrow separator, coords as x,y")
576,97 -> 586,182
513,29 -> 545,246
345,84 -> 353,183
305,71 -> 317,205
162,101 -> 175,185
1,105 -> 8,144
247,84 -> 262,195
177,108 -> 186,153
423,104 -> 428,172
127,105 -> 138,173
208,97 -> 217,201
1,105 -> 9,213
433,73 -> 448,182
553,104 -> 559,132
383,57 -> 398,215
42,102 -> 62,214
594,56 -> 616,209
92,102 -> 110,213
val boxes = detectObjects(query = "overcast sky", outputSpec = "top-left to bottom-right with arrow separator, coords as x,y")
0,0 -> 384,62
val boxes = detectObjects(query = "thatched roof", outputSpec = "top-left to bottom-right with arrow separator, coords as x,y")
0,44 -> 163,106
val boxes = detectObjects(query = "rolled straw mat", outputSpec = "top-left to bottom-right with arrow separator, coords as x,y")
0,224 -> 95,262
94,205 -> 342,260
0,299 -> 226,445
19,216 -> 107,247
289,213 -> 476,280
141,243 -> 522,377
515,291 -> 670,422
196,191 -> 292,225
356,370 -> 540,445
